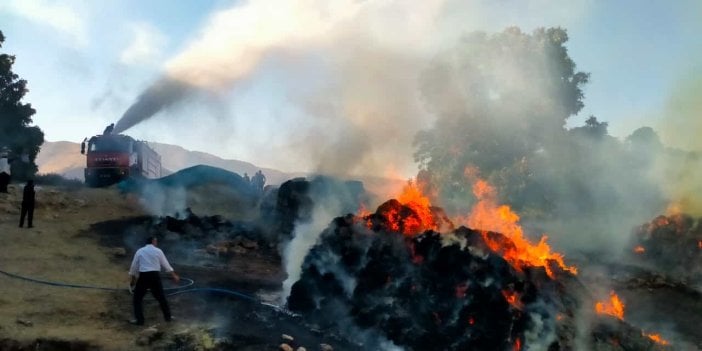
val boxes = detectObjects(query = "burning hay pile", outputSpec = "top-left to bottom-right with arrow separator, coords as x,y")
629,214 -> 702,282
287,209 -> 570,350
285,180 -> 671,350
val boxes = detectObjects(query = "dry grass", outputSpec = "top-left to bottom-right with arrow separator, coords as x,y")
0,184 -> 159,350
0,180 -> 282,349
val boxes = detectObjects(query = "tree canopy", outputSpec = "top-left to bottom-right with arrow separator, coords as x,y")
414,27 -> 590,212
0,30 -> 44,180
412,27 -> 670,250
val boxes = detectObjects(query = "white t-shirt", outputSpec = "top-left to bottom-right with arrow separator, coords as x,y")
0,157 -> 9,174
129,244 -> 174,276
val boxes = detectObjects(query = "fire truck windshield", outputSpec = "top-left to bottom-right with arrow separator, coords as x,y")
89,137 -> 131,153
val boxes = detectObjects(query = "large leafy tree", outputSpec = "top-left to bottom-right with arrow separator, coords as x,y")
414,27 -> 589,213
0,30 -> 44,180
413,27 -> 670,250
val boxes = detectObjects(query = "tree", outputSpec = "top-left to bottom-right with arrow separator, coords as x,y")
570,116 -> 609,140
414,27 -> 589,212
0,30 -> 44,180
412,27 -> 672,251
626,127 -> 663,151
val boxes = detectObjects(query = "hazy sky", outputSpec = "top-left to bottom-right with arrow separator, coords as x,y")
1,0 -> 700,173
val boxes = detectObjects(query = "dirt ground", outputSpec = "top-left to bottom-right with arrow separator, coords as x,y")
0,183 -> 279,350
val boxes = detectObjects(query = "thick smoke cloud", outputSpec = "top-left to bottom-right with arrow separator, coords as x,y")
116,0 -> 592,176
654,70 -> 702,214
659,71 -> 702,152
113,0 -> 698,256
113,77 -> 190,134
113,1 -> 364,135
114,0 -> 443,176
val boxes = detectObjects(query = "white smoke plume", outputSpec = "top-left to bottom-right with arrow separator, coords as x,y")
135,182 -> 188,217
281,202 -> 338,301
164,1 -> 365,90
115,0 -> 589,176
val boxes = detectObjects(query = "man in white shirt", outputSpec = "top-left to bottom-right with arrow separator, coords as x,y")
128,236 -> 180,326
0,148 -> 10,193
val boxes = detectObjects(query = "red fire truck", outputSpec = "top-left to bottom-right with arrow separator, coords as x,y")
82,134 -> 161,187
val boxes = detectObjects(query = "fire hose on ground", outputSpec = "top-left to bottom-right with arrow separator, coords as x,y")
0,268 -> 292,315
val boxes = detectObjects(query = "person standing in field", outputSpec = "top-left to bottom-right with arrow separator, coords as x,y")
18,180 -> 34,228
128,236 -> 179,326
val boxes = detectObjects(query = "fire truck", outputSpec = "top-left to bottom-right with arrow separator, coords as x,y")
81,134 -> 162,187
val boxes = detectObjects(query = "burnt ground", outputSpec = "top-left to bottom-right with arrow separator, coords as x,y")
86,214 -> 360,351
574,254 -> 702,350
0,184 -> 355,351
621,286 -> 702,345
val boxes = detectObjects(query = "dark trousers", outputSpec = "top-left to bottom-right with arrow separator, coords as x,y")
0,172 -> 8,193
19,201 -> 34,227
133,271 -> 171,324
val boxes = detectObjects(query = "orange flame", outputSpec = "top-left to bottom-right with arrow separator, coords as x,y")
501,290 -> 524,310
595,291 -> 625,320
361,169 -> 577,279
396,179 -> 438,234
698,240 -> 701,249
368,179 -> 439,235
384,206 -> 402,233
357,203 -> 372,217
356,204 -> 374,228
643,332 -> 670,346
634,246 -> 645,254
463,177 -> 577,278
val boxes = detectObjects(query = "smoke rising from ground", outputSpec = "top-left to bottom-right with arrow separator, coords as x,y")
279,177 -> 368,301
281,205 -> 336,301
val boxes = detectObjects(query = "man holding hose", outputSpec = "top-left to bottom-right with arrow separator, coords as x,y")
128,236 -> 180,326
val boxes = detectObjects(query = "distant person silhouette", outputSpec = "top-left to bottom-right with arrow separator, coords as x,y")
103,123 -> 114,135
19,180 -> 35,228
243,172 -> 251,185
252,170 -> 266,192
0,149 -> 9,193
0,172 -> 8,193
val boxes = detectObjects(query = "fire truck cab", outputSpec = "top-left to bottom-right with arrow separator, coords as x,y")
83,134 -> 161,187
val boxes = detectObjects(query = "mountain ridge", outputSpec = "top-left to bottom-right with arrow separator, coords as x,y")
36,140 -> 299,185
